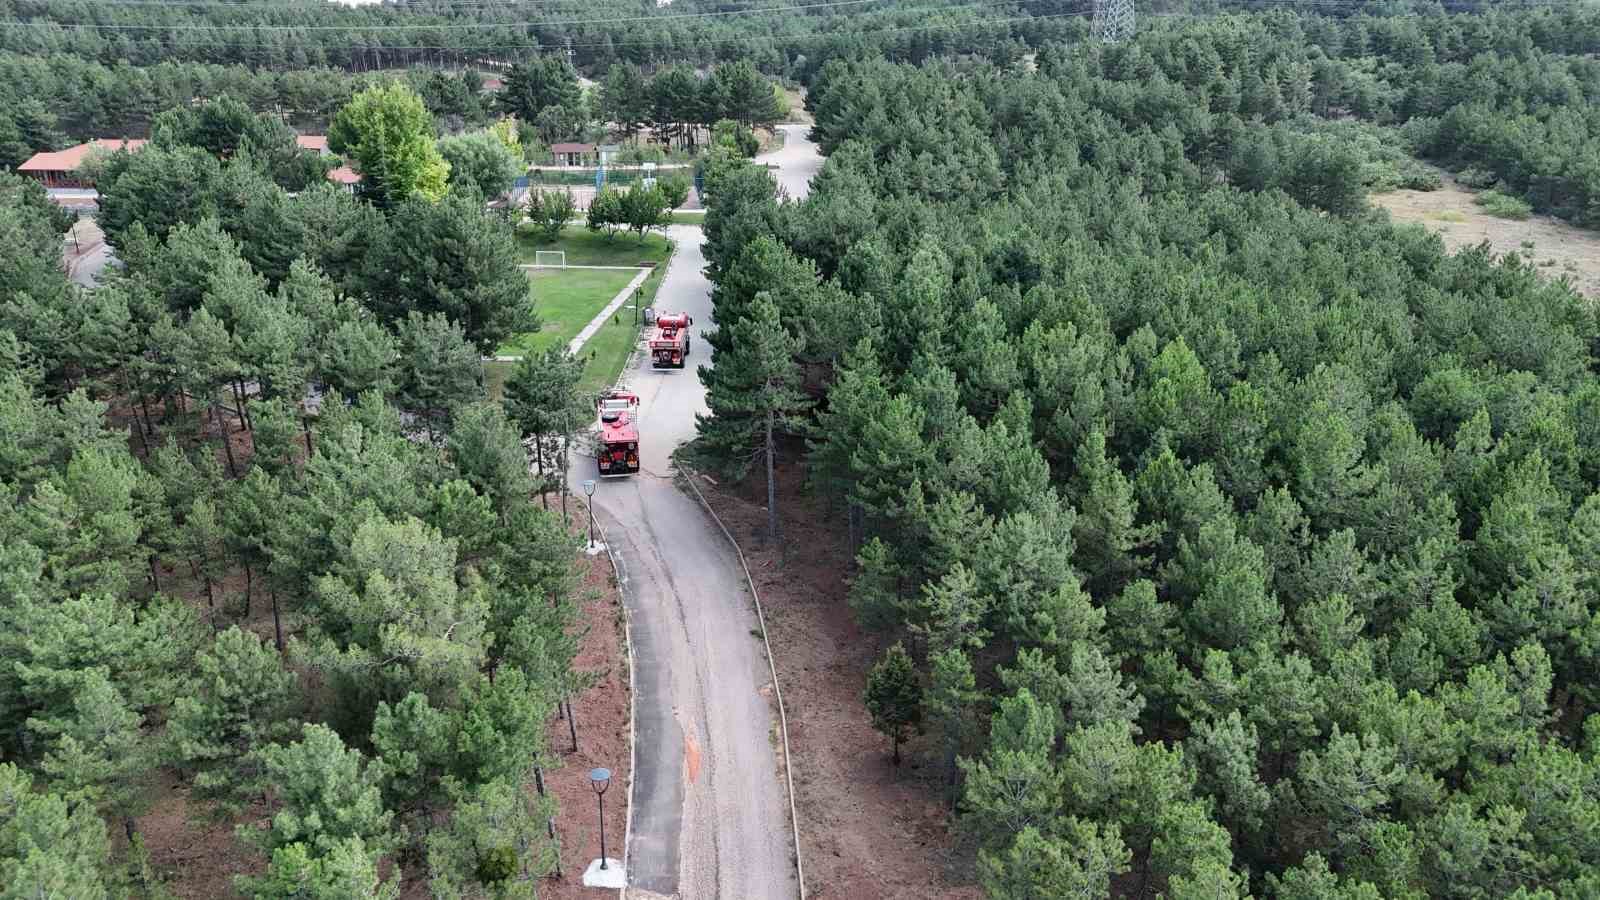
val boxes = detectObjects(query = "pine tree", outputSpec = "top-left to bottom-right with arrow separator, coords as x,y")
1069,423 -> 1151,598
393,312 -> 484,441
425,778 -> 556,899
979,822 -> 1130,900
168,627 -> 300,815
864,642 -> 923,767
238,837 -> 398,900
30,671 -> 152,841
244,724 -> 395,859
0,763 -> 113,898
926,648 -> 980,803
503,348 -> 588,504
695,292 -> 811,546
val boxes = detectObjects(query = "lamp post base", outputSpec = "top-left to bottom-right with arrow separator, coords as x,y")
585,541 -> 607,556
582,859 -> 626,888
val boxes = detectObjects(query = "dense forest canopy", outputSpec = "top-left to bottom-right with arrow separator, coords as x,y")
694,4 -> 1600,897
0,79 -> 600,893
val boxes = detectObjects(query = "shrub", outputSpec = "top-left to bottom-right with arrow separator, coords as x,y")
1474,189 -> 1533,220
1398,163 -> 1442,191
1456,166 -> 1498,190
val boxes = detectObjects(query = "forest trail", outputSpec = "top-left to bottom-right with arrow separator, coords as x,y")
569,118 -> 821,899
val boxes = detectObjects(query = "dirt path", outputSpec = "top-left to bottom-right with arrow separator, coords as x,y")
1373,173 -> 1600,299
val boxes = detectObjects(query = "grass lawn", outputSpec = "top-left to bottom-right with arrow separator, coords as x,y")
495,267 -> 638,358
667,210 -> 706,225
515,223 -> 673,267
576,264 -> 666,396
485,263 -> 669,402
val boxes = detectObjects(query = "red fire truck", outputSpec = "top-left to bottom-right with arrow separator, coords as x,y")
595,391 -> 640,476
648,312 -> 694,369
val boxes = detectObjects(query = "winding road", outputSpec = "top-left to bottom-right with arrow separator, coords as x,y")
574,122 -> 821,899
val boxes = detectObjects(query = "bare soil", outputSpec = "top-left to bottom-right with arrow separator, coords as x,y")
695,462 -> 983,900
538,523 -> 634,900
136,494 -> 632,899
1373,169 -> 1600,299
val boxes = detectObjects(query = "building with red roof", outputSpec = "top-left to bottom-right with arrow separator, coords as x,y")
549,142 -> 596,166
296,134 -> 330,154
18,139 -> 147,188
325,165 -> 362,192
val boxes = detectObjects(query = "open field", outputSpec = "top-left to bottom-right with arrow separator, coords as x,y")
1374,170 -> 1600,299
486,260 -> 666,400
515,223 -> 673,267
496,267 -> 639,358
576,264 -> 664,396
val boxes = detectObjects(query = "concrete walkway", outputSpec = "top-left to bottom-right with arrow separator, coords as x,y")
488,266 -> 651,362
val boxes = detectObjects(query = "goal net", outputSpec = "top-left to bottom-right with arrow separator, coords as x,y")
534,250 -> 567,268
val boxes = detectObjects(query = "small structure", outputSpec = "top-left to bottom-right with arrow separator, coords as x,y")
598,143 -> 622,166
18,139 -> 147,188
295,134 -> 331,155
325,165 -> 361,192
550,142 -> 596,166
481,76 -> 504,93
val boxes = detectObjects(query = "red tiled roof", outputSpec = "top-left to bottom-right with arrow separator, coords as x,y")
326,166 -> 361,185
482,77 -> 504,91
296,134 -> 329,152
550,142 -> 595,154
18,139 -> 147,173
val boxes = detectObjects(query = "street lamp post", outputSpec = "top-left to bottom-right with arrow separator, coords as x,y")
582,479 -> 597,550
589,767 -> 612,869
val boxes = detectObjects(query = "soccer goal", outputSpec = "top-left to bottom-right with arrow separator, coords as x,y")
534,250 -> 567,268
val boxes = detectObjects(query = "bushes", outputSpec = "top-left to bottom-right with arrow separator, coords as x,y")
1475,189 -> 1535,220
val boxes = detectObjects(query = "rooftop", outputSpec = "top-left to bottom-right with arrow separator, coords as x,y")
326,166 -> 361,185
18,139 -> 147,173
296,134 -> 329,152
550,142 -> 596,153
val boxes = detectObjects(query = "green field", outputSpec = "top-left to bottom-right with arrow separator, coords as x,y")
575,264 -> 666,396
485,260 -> 669,401
515,223 -> 673,267
494,267 -> 638,358
667,210 -> 707,225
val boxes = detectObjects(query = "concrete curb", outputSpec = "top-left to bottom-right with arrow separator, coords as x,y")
587,505 -> 639,899
679,468 -> 807,900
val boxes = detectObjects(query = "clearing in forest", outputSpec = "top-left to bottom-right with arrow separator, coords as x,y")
485,263 -> 666,399
496,267 -> 640,358
1374,171 -> 1600,299
516,223 -> 675,267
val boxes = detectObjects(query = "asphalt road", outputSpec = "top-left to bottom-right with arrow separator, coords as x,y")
574,226 -> 802,899
759,123 -> 823,202
63,218 -> 115,288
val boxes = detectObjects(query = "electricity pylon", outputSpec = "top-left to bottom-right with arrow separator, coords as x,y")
1093,0 -> 1135,44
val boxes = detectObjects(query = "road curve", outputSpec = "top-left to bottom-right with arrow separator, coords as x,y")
758,123 -> 823,202
573,226 -> 798,899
